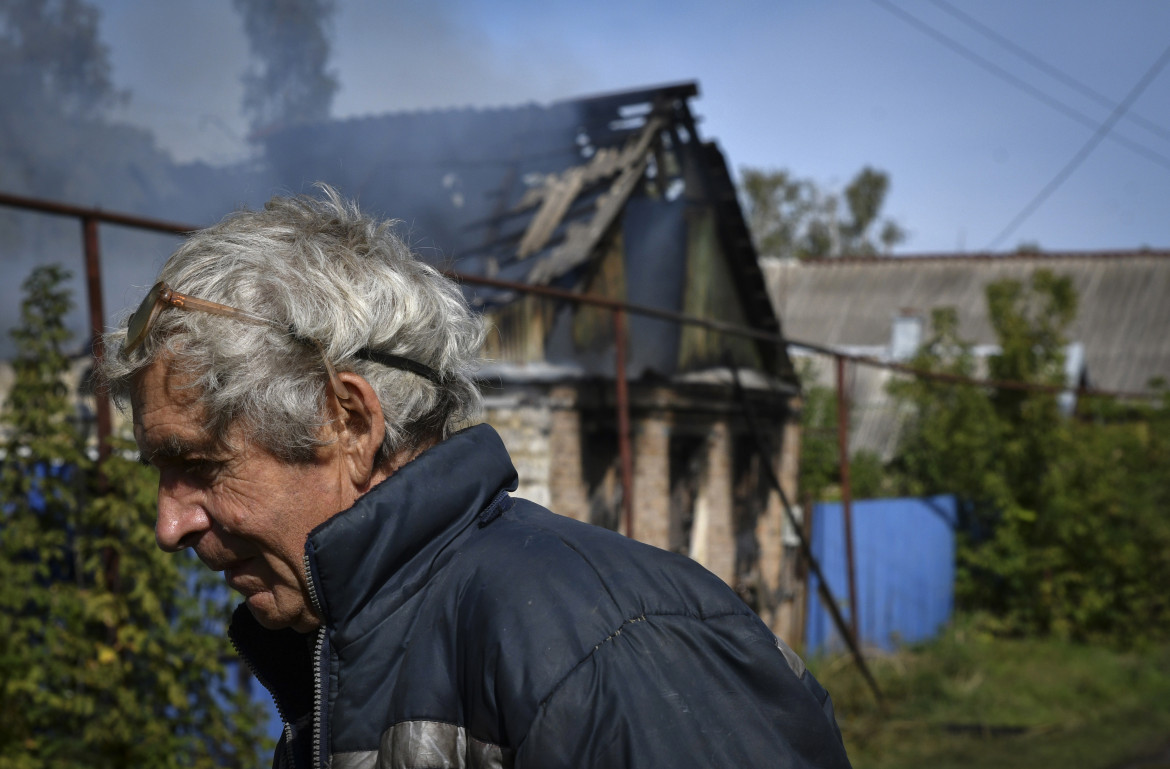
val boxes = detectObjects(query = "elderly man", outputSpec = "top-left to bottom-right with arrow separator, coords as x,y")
101,188 -> 852,769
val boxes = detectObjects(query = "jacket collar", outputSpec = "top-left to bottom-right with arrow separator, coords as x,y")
304,423 -> 518,637
229,424 -> 518,717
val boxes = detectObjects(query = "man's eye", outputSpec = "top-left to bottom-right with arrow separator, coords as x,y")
184,459 -> 221,481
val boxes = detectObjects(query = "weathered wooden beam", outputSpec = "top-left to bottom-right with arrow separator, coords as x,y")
517,167 -> 586,259
526,151 -> 650,285
511,115 -> 666,260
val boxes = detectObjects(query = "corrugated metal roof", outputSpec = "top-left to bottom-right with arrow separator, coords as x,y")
767,252 -> 1170,393
792,354 -> 912,459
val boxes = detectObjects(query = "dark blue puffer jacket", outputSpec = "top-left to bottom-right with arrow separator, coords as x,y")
230,424 -> 852,769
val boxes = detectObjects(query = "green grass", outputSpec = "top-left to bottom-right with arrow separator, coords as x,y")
808,619 -> 1170,769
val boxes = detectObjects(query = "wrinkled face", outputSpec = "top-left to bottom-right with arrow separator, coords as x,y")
131,356 -> 347,632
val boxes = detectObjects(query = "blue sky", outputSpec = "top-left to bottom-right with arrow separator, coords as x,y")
98,0 -> 1170,254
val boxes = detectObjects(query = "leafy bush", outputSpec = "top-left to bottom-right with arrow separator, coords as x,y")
887,270 -> 1170,644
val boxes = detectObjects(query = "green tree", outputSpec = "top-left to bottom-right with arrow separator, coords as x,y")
888,270 -> 1170,643
887,306 -> 1003,517
0,266 -> 271,766
840,167 -> 906,256
740,165 -> 906,261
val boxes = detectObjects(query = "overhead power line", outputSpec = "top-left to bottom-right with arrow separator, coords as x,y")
985,44 -> 1170,251
926,0 -> 1170,144
868,0 -> 1170,171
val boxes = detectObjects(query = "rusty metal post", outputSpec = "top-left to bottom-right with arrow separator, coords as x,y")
82,216 -> 112,464
836,354 -> 859,642
83,216 -> 121,626
614,308 -> 635,539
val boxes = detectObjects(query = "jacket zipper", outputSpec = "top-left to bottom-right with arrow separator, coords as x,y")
311,625 -> 326,769
305,550 -> 327,769
228,633 -> 297,768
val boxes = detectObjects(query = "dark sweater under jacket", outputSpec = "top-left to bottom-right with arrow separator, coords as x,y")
230,424 -> 852,769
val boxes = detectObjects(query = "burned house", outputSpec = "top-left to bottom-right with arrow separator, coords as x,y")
256,82 -> 805,637
0,83 -> 807,639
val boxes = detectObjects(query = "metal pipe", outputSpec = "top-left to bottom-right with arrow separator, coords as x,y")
836,355 -> 859,643
444,269 -> 786,345
729,364 -> 882,704
614,308 -> 635,539
82,215 -> 121,629
797,490 -> 813,653
0,190 -> 193,234
82,216 -> 112,464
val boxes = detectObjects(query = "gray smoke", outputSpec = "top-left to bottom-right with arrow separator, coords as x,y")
0,0 -> 183,358
234,0 -> 338,134
0,0 -> 594,359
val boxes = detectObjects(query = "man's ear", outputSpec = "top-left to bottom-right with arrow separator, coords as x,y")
330,371 -> 386,489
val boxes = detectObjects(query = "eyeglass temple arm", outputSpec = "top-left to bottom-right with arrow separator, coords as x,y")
167,293 -> 279,328
170,292 -> 353,400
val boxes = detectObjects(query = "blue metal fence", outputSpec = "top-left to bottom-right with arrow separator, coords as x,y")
806,495 -> 957,653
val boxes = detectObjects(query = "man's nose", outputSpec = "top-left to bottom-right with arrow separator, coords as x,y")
155,470 -> 211,552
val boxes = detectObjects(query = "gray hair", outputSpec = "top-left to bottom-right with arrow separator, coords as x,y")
100,186 -> 485,465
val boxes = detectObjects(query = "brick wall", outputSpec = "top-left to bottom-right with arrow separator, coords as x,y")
483,397 -> 553,509
632,410 -> 671,549
548,386 -> 589,523
690,419 -> 735,585
483,383 -> 803,641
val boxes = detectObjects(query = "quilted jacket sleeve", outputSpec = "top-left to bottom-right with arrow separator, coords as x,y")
514,611 -> 853,769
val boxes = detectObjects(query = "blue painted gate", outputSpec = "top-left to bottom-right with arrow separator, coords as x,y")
806,495 -> 957,653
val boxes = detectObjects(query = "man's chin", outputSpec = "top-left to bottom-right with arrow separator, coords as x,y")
243,593 -> 291,630
244,593 -> 319,633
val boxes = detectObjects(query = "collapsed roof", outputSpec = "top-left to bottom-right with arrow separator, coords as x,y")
259,82 -> 793,385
